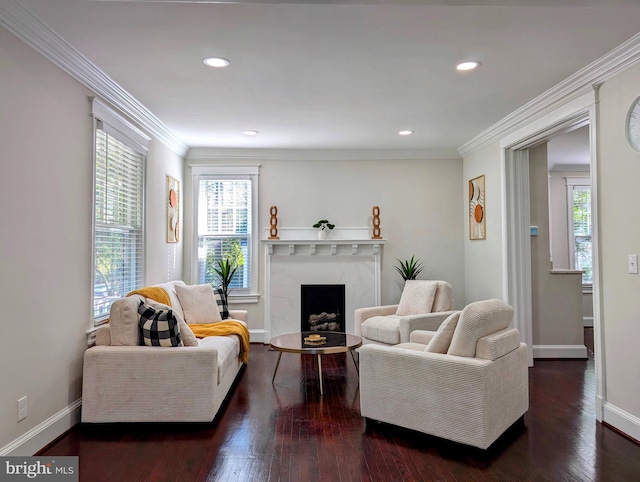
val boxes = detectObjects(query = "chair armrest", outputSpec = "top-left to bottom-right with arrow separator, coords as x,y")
229,309 -> 248,323
409,330 -> 436,345
398,310 -> 456,342
354,305 -> 399,335
82,344 -> 219,422
95,325 -> 111,346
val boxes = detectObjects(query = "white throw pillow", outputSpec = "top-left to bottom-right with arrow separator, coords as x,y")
175,283 -> 222,324
144,299 -> 198,347
396,280 -> 438,316
109,295 -> 144,346
425,311 -> 461,354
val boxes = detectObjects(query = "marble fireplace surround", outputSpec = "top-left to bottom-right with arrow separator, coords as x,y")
262,228 -> 385,340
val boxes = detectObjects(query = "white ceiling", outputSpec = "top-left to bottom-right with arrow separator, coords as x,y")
13,0 -> 640,154
547,125 -> 590,170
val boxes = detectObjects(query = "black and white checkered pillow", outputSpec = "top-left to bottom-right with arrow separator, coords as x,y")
213,286 -> 229,320
138,301 -> 183,347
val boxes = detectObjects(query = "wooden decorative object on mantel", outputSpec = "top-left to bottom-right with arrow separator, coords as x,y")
371,206 -> 382,239
268,206 -> 280,239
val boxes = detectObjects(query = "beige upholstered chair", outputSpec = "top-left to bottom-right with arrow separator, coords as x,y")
354,280 -> 455,346
358,299 -> 529,449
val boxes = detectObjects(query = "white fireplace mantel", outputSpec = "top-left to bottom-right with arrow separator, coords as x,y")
262,227 -> 385,341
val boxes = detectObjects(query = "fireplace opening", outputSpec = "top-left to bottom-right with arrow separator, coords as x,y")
301,284 -> 346,333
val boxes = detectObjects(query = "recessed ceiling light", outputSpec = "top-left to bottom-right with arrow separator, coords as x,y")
243,130 -> 259,136
456,61 -> 480,71
398,130 -> 414,136
203,57 -> 230,68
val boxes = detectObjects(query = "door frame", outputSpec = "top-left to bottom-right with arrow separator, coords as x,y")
500,89 -> 605,420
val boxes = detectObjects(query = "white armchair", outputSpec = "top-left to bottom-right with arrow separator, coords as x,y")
358,299 -> 529,449
354,280 -> 455,346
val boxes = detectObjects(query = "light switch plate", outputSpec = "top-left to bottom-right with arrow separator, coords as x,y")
628,254 -> 638,274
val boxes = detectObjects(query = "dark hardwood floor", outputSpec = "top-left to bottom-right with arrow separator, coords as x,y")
40,329 -> 640,481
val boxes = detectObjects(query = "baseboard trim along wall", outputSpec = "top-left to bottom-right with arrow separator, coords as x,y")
0,399 -> 81,456
603,401 -> 640,444
533,344 -> 588,359
249,329 -> 267,344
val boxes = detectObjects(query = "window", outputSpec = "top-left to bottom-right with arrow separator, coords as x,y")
91,100 -> 149,323
566,177 -> 592,286
193,166 -> 259,300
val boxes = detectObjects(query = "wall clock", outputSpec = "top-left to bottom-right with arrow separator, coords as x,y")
625,95 -> 640,152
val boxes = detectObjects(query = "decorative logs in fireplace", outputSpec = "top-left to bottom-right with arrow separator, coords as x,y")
301,284 -> 346,333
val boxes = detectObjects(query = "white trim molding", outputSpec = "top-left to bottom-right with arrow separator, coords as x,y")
0,0 -> 188,157
0,399 -> 82,456
533,345 -> 588,359
186,147 -> 461,162
603,402 -> 640,444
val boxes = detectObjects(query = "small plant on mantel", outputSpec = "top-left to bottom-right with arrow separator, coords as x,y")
313,219 -> 335,240
394,255 -> 425,282
313,219 -> 335,231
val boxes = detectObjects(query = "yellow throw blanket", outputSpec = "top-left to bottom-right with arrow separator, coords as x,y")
127,287 -> 171,306
188,321 -> 250,363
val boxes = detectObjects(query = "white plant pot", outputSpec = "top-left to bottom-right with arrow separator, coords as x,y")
317,229 -> 329,240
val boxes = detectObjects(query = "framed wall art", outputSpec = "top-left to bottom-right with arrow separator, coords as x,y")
167,175 -> 180,243
469,174 -> 486,240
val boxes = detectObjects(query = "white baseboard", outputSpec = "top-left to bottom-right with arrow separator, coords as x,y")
249,329 -> 267,344
0,399 -> 81,456
533,344 -> 588,359
583,316 -> 594,327
603,401 -> 640,443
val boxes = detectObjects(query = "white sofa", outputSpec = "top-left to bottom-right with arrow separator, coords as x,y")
359,299 -> 529,449
82,280 -> 249,423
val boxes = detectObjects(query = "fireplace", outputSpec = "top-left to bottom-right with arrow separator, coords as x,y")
301,284 -> 346,333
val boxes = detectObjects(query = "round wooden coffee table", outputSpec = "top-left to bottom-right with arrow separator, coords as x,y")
269,331 -> 362,396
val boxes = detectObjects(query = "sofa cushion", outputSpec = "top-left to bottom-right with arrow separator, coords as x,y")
175,283 -> 222,324
396,280 -> 438,316
425,311 -> 461,354
144,299 -> 198,347
200,334 -> 241,384
447,299 -> 514,358
361,315 -> 401,345
213,286 -> 230,320
109,295 -> 144,346
138,301 -> 183,347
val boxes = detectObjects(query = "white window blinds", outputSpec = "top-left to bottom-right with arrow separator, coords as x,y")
92,100 -> 148,323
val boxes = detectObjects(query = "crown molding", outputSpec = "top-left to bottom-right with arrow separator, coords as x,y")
185,147 -> 461,162
549,163 -> 590,172
0,0 -> 188,157
458,32 -> 640,158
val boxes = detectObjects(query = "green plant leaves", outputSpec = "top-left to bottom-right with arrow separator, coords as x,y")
394,255 -> 425,281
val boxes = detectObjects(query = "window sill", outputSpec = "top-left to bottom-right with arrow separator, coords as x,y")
229,293 -> 260,304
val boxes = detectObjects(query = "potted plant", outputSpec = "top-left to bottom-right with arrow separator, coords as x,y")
313,219 -> 335,239
214,258 -> 238,300
394,255 -> 425,282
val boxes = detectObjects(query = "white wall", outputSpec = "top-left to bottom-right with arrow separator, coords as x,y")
0,27 -> 184,454
598,61 -> 640,422
145,139 -> 184,284
184,155 -> 465,333
462,141 -> 505,302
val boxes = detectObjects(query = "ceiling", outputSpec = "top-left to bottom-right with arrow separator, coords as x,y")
13,0 -> 640,155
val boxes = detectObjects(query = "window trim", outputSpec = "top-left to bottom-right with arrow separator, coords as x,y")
90,98 -> 150,326
565,176 -> 592,288
191,165 -> 260,302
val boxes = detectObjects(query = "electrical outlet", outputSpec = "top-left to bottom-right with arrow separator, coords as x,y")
17,396 -> 27,422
